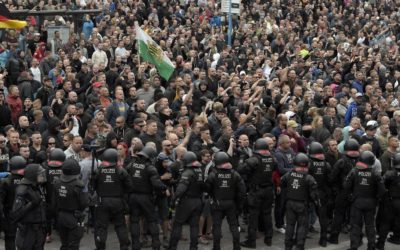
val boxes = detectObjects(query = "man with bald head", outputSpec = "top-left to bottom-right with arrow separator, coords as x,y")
274,134 -> 296,233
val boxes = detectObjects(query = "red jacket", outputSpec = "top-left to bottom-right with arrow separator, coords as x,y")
6,94 -> 22,124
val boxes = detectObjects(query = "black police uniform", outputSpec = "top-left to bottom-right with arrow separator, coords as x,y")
168,152 -> 205,250
53,158 -> 89,250
43,148 -> 66,238
344,151 -> 386,250
329,139 -> 360,244
0,156 -> 26,250
281,153 -> 319,250
126,146 -> 166,250
205,152 -> 246,250
377,153 -> 400,249
93,149 -> 133,250
307,142 -> 332,247
238,139 -> 277,248
10,164 -> 47,250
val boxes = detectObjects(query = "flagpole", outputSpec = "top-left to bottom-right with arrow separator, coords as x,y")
228,0 -> 232,47
135,21 -> 141,67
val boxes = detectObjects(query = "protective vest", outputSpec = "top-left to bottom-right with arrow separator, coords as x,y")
54,180 -> 81,211
184,168 -> 204,198
352,168 -> 377,199
129,159 -> 153,194
334,157 -> 356,190
213,168 -> 236,201
48,166 -> 63,185
96,165 -> 123,197
251,155 -> 274,188
286,171 -> 309,201
388,170 -> 400,198
309,159 -> 329,189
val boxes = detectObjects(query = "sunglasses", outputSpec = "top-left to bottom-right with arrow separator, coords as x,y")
0,140 -> 5,143
164,144 -> 172,147
48,142 -> 56,145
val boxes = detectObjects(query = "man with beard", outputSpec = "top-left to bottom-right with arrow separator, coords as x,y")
124,118 -> 146,147
325,138 -> 341,169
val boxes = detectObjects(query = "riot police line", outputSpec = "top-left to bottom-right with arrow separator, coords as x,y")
0,138 -> 400,250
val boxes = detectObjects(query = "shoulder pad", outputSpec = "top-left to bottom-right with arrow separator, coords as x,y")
15,184 -> 29,196
246,156 -> 259,165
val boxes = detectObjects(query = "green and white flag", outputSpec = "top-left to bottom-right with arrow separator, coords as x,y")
135,24 -> 175,80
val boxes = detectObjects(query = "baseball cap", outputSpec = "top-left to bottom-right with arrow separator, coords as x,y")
335,92 -> 347,100
285,111 -> 296,119
240,71 -> 246,76
76,103 -> 84,109
355,93 -> 363,98
366,120 -> 378,130
287,120 -> 298,128
93,106 -> 105,116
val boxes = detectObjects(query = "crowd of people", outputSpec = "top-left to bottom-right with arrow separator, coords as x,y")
1,0 -> 400,249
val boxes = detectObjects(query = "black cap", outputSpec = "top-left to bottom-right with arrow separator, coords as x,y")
76,103 -> 84,109
62,158 -> 81,176
134,118 -> 144,124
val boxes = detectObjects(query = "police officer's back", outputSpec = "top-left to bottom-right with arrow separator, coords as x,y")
281,153 -> 319,250
126,146 -> 166,250
308,142 -> 332,247
93,148 -> 132,250
205,152 -> 246,250
344,151 -> 386,250
43,148 -> 66,239
238,138 -> 277,248
10,164 -> 47,250
329,139 -> 360,244
377,152 -> 400,249
168,151 -> 205,250
0,156 -> 26,250
53,158 -> 89,250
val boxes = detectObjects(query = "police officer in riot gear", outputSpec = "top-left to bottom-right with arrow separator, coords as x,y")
205,152 -> 246,250
93,148 -> 133,250
168,151 -> 204,250
329,139 -> 360,244
10,164 -> 47,250
377,152 -> 400,249
44,148 -> 66,240
0,156 -> 26,250
126,146 -> 166,250
344,151 -> 386,250
281,153 -> 319,250
53,158 -> 89,250
308,142 -> 332,247
239,138 -> 277,248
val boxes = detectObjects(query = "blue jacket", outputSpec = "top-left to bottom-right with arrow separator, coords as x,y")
82,19 -> 94,40
352,80 -> 363,94
344,102 -> 358,126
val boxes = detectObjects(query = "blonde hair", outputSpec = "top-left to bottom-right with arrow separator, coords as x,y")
311,115 -> 323,129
